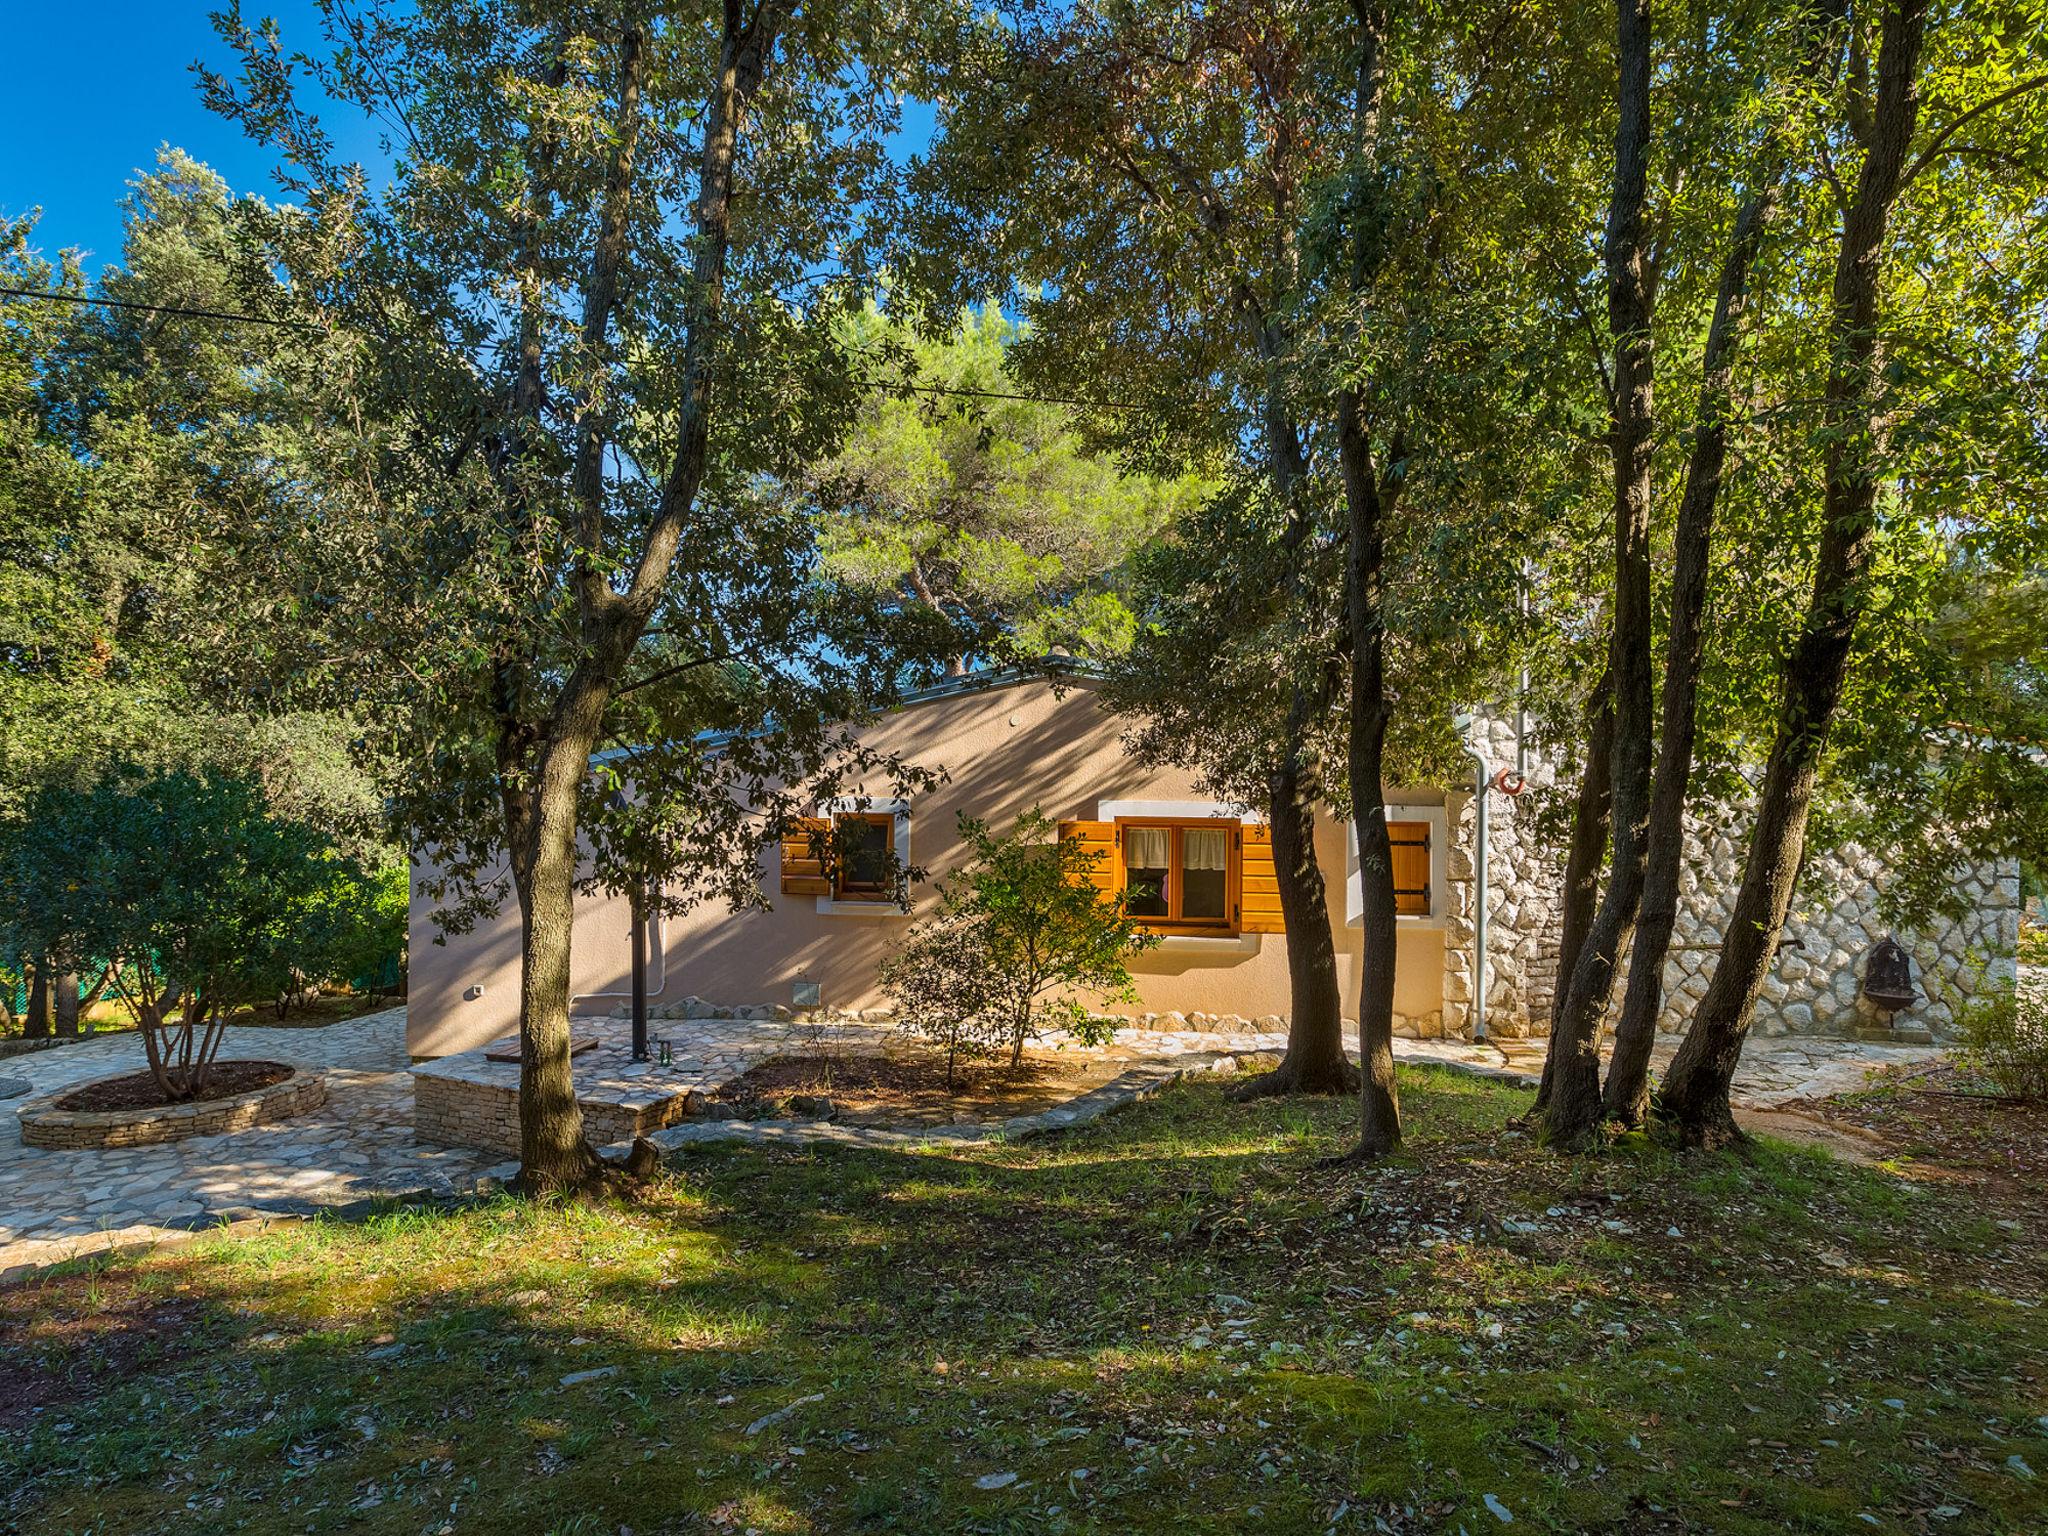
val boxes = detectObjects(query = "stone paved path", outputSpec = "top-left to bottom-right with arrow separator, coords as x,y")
1050,1023 -> 1942,1109
413,1017 -> 905,1129
1,1007 -> 1939,1279
0,1009 -> 496,1278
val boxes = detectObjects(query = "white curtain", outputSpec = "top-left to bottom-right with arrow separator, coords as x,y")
1124,826 -> 1171,869
1183,827 -> 1228,871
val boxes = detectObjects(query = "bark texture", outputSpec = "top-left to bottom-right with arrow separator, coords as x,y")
1339,399 -> 1403,1156
1238,325 -> 1352,1098
23,966 -> 51,1040
1604,0 -> 1845,1125
1230,760 -> 1360,1099
53,969 -> 79,1038
1534,683 -> 1615,1114
1543,0 -> 1658,1148
1658,0 -> 1929,1146
1603,181 -> 1792,1125
1332,0 -> 1402,1160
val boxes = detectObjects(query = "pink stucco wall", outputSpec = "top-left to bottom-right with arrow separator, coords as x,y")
407,675 -> 1446,1058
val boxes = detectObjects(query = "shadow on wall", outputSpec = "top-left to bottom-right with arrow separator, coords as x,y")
625,686 -> 1164,1016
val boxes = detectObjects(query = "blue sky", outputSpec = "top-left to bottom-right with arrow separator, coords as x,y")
3,5 -> 937,277
2,2 -> 388,272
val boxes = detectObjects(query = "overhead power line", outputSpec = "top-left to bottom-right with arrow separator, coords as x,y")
0,285 -> 1150,410
0,285 -> 327,332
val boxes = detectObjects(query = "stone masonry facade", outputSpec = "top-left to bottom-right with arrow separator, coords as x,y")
1449,713 -> 2021,1044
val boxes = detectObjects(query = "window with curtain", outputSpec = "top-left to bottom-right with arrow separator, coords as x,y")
1118,820 -> 1238,930
1123,825 -> 1171,917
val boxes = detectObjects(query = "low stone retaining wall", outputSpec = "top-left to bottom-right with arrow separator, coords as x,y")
0,1027 -> 140,1060
413,1071 -> 699,1156
17,1065 -> 328,1150
0,1037 -> 72,1061
621,996 -> 1451,1041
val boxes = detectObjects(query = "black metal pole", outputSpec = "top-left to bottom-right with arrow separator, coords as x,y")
630,882 -> 649,1062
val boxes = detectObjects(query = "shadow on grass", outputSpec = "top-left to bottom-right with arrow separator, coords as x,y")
3,1065 -> 2044,1535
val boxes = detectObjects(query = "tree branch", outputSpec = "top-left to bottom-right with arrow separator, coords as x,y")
1900,73 -> 2048,187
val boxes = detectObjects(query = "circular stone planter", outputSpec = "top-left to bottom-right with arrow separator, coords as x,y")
16,1063 -> 327,1150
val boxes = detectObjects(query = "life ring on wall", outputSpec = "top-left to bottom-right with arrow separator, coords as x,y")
1491,767 -> 1528,797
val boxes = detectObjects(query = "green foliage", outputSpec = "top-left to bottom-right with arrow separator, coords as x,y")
0,156 -> 393,873
0,767 -> 388,1096
193,0 -> 971,946
810,304 -> 1209,664
881,807 -> 1157,1077
1952,977 -> 2048,1103
916,3 -> 1558,818
286,854 -> 408,1011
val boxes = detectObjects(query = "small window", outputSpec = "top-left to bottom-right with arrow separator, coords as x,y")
1123,825 -> 1171,917
1118,819 -> 1239,932
833,812 -> 897,900
1389,820 -> 1431,916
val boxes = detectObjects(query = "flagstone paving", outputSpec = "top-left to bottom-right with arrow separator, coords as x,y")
0,1009 -> 494,1278
1,1006 -> 1941,1279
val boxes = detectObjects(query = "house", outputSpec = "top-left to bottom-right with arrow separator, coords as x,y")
407,669 -> 2021,1060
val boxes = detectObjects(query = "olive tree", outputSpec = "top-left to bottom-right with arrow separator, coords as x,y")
200,0 -> 965,1189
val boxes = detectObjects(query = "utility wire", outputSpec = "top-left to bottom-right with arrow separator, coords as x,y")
0,284 -> 1151,410
0,285 -> 327,332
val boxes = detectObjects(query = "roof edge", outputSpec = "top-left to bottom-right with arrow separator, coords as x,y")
594,655 -> 1108,764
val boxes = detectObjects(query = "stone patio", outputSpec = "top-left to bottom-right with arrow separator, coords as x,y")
411,1017 -> 902,1154
1,1006 -> 1941,1280
0,1009 -> 497,1278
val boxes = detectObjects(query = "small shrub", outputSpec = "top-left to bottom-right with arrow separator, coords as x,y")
1952,980 -> 2048,1101
880,807 -> 1157,1086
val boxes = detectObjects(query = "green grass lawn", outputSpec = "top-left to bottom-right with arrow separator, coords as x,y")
5,1065 -> 2044,1534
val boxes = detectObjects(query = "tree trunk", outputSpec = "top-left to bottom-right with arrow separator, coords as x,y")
23,965 -> 52,1039
1541,0 -> 1657,1149
505,732 -> 604,1193
1233,297 -> 1354,1098
1660,0 -> 1929,1147
53,970 -> 79,1038
1604,179 -> 1781,1126
1326,0 -> 1402,1160
1231,760 -> 1359,1100
1534,683 -> 1615,1113
1338,397 -> 1403,1158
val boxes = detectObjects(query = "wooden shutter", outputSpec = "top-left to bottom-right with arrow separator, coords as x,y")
1057,820 -> 1120,904
1388,821 -> 1431,916
780,816 -> 832,896
1238,822 -> 1285,933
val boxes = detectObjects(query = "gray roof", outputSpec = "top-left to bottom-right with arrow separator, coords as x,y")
594,656 -> 1108,763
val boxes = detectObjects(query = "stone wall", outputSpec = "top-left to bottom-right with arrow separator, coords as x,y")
18,1067 -> 327,1150
413,1072 -> 699,1155
1456,713 -> 2021,1043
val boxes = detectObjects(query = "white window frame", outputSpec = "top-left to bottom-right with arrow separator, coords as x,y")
1346,803 -> 1450,930
1096,797 -> 1264,824
815,795 -> 915,917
